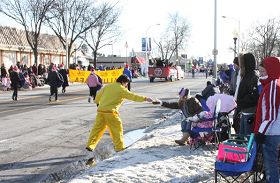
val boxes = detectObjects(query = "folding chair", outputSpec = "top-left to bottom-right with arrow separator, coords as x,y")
214,133 -> 258,183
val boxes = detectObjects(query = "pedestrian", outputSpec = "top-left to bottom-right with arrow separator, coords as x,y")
230,57 -> 241,134
236,53 -> 259,138
205,68 -> 208,79
10,66 -> 20,101
47,65 -> 64,102
86,74 -> 154,152
191,68 -> 195,78
1,63 -> 8,79
86,68 -> 102,103
123,64 -> 132,91
58,64 -> 69,93
254,57 -> 280,183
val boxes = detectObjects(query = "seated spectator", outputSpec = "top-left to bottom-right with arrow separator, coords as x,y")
201,81 -> 218,100
154,88 -> 212,146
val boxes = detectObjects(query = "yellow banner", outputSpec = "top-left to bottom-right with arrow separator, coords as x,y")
69,68 -> 124,84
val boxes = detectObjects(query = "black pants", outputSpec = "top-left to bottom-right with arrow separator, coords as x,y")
89,87 -> 98,100
127,82 -> 131,91
232,108 -> 241,134
12,86 -> 18,100
62,86 -> 66,92
50,86 -> 58,100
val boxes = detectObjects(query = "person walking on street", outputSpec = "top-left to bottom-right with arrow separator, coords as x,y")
236,53 -> 259,138
10,66 -> 20,101
86,74 -> 154,152
47,65 -> 64,102
254,57 -> 280,183
123,64 -> 132,91
58,64 -> 69,93
86,69 -> 102,103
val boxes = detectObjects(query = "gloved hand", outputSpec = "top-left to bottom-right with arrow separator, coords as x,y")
255,132 -> 265,144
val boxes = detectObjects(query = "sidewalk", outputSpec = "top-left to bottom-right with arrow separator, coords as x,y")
68,112 -> 216,183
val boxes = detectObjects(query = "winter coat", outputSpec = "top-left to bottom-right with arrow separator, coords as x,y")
87,72 -> 101,87
162,97 -> 203,118
202,84 -> 217,100
254,57 -> 280,135
58,69 -> 69,87
123,68 -> 132,81
1,66 -> 7,78
237,53 -> 259,112
47,71 -> 64,88
10,71 -> 20,88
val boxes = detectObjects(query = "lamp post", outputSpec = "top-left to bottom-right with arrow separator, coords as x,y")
222,15 -> 240,54
233,37 -> 237,58
145,23 -> 160,76
213,0 -> 218,80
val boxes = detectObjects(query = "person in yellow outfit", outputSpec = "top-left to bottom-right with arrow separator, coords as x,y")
86,74 -> 154,152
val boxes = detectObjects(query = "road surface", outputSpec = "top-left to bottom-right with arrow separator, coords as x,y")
0,76 -> 208,182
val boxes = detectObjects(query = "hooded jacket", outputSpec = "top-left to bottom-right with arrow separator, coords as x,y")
236,53 -> 259,112
254,57 -> 280,135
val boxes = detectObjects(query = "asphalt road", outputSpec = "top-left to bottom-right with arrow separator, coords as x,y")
0,75 -> 208,183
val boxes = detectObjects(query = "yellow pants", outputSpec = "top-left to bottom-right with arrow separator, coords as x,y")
86,112 -> 125,152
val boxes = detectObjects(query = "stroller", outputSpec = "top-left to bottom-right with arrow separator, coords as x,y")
187,94 -> 237,150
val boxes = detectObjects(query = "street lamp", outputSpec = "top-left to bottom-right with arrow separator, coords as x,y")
145,23 -> 160,76
233,37 -> 237,58
213,0 -> 218,80
222,15 -> 240,54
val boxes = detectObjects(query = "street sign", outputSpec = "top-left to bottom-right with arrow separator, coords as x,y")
212,49 -> 218,55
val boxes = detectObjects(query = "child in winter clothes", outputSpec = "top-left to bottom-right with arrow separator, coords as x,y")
86,69 -> 102,103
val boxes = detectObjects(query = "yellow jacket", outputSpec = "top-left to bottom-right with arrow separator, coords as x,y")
95,82 -> 147,113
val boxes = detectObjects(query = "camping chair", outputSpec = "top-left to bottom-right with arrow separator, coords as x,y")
214,133 -> 258,183
188,99 -> 222,151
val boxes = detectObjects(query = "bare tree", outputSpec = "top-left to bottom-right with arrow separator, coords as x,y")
81,3 -> 121,68
47,0 -> 111,68
0,0 -> 55,67
154,13 -> 190,63
247,18 -> 280,62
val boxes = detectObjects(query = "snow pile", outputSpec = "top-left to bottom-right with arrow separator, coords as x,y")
69,113 -> 217,183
